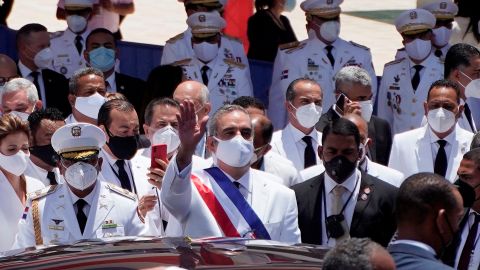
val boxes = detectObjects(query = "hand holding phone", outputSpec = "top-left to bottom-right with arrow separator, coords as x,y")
151,144 -> 167,170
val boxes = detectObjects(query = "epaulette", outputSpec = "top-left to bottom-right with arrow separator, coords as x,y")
397,47 -> 405,51
28,185 -> 58,201
166,33 -> 184,44
107,184 -> 137,201
349,41 -> 370,50
172,58 -> 192,66
279,41 -> 301,50
384,58 -> 405,67
50,31 -> 64,39
224,58 -> 246,69
223,34 -> 242,44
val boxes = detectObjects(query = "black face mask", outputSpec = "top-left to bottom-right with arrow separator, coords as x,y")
105,128 -> 139,160
436,214 -> 457,258
30,144 -> 59,167
324,155 -> 357,182
454,179 -> 480,208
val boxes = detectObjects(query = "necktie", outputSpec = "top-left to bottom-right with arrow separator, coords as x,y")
302,136 -> 316,169
233,181 -> 240,189
115,159 -> 132,192
75,35 -> 83,55
434,139 -> 447,177
464,103 -> 475,132
75,199 -> 88,234
332,185 -> 350,240
325,45 -> 335,67
105,80 -> 111,91
434,49 -> 443,58
47,171 -> 57,185
458,214 -> 480,270
30,71 -> 43,101
201,65 -> 209,85
411,65 -> 423,91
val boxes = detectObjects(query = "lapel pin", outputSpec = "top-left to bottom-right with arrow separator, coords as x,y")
361,194 -> 368,201
364,187 -> 371,195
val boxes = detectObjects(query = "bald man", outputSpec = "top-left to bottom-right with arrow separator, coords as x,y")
251,114 -> 300,187
344,113 -> 404,187
173,80 -> 211,158
0,54 -> 18,87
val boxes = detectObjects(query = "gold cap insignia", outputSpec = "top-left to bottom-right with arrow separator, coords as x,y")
440,2 -> 447,9
199,14 -> 206,22
409,11 -> 417,20
71,126 -> 81,137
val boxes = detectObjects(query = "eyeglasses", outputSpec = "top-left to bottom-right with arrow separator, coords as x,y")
0,75 -> 20,86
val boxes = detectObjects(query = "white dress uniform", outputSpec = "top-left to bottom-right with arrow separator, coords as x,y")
377,53 -> 444,134
174,57 -> 253,116
268,37 -> 376,129
24,160 -> 64,187
261,151 -> 301,187
360,157 -> 404,188
50,29 -> 89,78
12,179 -> 145,249
270,123 -> 322,171
388,124 -> 473,182
0,174 -> 44,252
161,158 -> 301,243
395,45 -> 450,62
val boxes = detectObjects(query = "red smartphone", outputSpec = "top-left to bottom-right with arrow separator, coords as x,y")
151,144 -> 167,169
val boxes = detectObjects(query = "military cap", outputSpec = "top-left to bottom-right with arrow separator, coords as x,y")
186,11 -> 226,38
300,0 -> 343,19
422,0 -> 458,20
395,8 -> 436,35
64,0 -> 93,10
52,123 -> 106,159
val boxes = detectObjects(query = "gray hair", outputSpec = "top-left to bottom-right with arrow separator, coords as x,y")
208,104 -> 250,136
69,67 -> 104,95
1,78 -> 39,105
334,66 -> 372,92
322,238 -> 381,270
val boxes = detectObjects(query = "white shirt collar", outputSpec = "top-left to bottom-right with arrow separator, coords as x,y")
286,123 -> 320,144
68,180 -> 98,206
394,239 -> 437,256
105,72 -> 116,92
324,168 -> 360,194
427,124 -> 456,145
18,60 -> 39,76
101,148 -> 119,165
218,167 -> 252,193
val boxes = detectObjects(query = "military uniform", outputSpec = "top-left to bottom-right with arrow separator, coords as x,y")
50,29 -> 89,78
395,45 -> 450,62
377,54 -> 444,134
174,57 -> 253,116
268,37 -> 376,129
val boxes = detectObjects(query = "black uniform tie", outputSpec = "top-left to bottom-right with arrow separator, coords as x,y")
30,71 -> 43,101
115,159 -> 132,192
458,214 -> 480,270
434,139 -> 447,177
75,35 -> 83,55
75,199 -> 88,234
302,136 -> 316,169
47,171 -> 57,185
411,65 -> 423,91
201,65 -> 210,85
434,49 -> 442,58
325,45 -> 335,67
464,103 -> 475,132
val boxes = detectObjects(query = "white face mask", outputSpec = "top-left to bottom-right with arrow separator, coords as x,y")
432,26 -> 452,47
33,47 -> 53,69
193,42 -> 219,63
427,107 -> 457,133
213,135 -> 254,168
319,20 -> 340,43
0,150 -> 29,176
9,110 -> 31,122
74,92 -> 106,119
404,38 -> 432,61
291,102 -> 322,129
64,162 -> 98,191
359,100 -> 373,122
66,15 -> 87,33
152,125 -> 181,154
465,79 -> 480,99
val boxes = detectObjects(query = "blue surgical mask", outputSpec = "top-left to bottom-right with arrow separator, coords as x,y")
88,47 -> 115,72
284,0 -> 296,12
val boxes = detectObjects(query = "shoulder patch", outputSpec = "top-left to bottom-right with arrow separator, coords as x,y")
223,58 -> 246,69
279,41 -> 301,50
107,184 -> 137,201
172,58 -> 192,66
223,34 -> 242,44
349,41 -> 370,50
28,185 -> 59,200
384,58 -> 405,67
166,33 -> 185,44
50,31 -> 64,39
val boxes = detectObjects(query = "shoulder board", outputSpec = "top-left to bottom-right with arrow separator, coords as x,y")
222,34 -> 242,43
172,58 -> 192,66
50,31 -> 64,39
166,33 -> 185,44
279,41 -> 301,50
106,184 -> 137,201
397,47 -> 405,52
223,58 -> 246,69
384,58 -> 405,67
349,41 -> 370,50
28,185 -> 59,200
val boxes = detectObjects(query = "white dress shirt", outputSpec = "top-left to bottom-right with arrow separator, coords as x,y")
18,61 -> 47,107
99,150 -> 135,193
455,210 -> 480,269
105,72 -> 117,93
427,126 -> 454,165
69,182 -> 98,218
288,123 -> 321,169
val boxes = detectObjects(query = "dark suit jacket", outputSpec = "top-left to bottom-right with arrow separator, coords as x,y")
442,208 -> 473,268
115,72 -> 146,116
18,67 -> 71,116
292,172 -> 397,246
316,107 -> 393,165
389,243 -> 454,270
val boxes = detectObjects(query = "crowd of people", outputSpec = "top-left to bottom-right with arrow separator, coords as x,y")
1,0 -> 480,269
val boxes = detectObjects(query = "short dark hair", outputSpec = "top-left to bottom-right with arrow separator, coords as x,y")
16,23 -> 47,47
321,118 -> 361,147
463,148 -> 480,170
471,132 -> 480,150
426,79 -> 461,103
445,43 -> 480,78
254,0 -> 275,10
254,116 -> 274,143
98,99 -> 135,128
231,96 -> 266,113
28,108 -> 65,135
285,77 -> 318,102
396,172 -> 458,225
143,97 -> 180,125
85,28 -> 116,48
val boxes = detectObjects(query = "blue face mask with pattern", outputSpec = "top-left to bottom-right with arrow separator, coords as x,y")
88,47 -> 115,72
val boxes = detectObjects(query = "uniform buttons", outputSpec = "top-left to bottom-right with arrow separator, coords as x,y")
411,112 -> 416,116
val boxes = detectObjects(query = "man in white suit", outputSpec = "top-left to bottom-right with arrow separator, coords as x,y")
389,79 -> 473,182
13,123 -> 145,249
271,78 -> 323,171
161,102 -> 301,243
